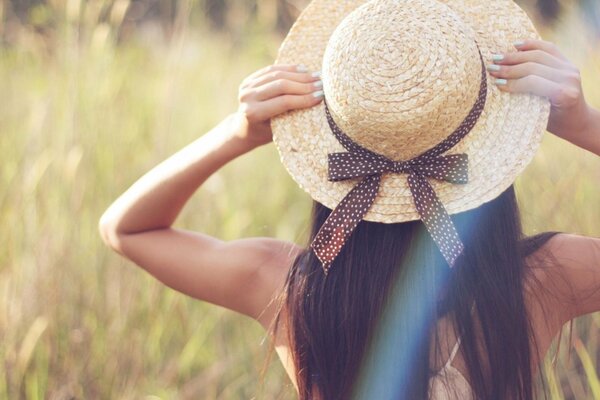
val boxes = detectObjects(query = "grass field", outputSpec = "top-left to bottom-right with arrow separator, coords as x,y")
1,6 -> 600,400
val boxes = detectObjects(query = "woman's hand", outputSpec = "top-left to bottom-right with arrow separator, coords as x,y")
233,63 -> 324,147
487,39 -> 594,144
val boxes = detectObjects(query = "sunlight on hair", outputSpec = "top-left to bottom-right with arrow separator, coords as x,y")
350,210 -> 482,398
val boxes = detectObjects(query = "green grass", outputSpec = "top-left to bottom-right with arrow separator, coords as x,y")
0,22 -> 308,399
1,8 -> 600,400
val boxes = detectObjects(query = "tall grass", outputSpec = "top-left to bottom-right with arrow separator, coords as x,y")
0,1 -> 599,399
0,7 -> 308,398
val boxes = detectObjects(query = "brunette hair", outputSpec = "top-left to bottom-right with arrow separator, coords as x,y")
261,184 -> 562,399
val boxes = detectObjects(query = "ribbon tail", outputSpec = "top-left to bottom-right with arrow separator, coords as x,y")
310,174 -> 382,274
407,172 -> 465,267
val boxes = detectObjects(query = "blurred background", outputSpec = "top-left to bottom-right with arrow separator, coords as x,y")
0,0 -> 599,399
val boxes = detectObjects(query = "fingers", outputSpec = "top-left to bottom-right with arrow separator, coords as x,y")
240,64 -> 317,89
492,48 -> 567,70
486,38 -> 582,105
238,63 -> 324,123
487,61 -> 574,84
246,66 -> 320,87
495,74 -> 583,109
242,66 -> 322,102
241,92 -> 325,122
239,66 -> 323,103
512,38 -> 569,62
493,74 -> 563,99
250,76 -> 323,102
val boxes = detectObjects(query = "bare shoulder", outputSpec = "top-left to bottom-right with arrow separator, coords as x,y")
525,233 -> 600,324
252,238 -> 303,329
102,226 -> 303,326
200,236 -> 303,329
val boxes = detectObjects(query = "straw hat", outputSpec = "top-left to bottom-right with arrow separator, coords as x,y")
270,0 -> 550,271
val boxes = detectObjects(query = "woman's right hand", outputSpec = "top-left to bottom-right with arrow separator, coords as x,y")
233,64 -> 324,148
487,39 -> 599,154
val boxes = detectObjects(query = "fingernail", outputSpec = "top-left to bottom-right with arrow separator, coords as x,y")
311,70 -> 321,78
491,54 -> 504,62
513,40 -> 525,48
313,80 -> 323,89
486,64 -> 501,72
312,90 -> 324,98
297,64 -> 308,72
495,78 -> 508,86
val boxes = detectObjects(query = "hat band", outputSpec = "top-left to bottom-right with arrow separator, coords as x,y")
311,46 -> 488,275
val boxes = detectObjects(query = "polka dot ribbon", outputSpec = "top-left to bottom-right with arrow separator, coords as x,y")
311,48 -> 488,275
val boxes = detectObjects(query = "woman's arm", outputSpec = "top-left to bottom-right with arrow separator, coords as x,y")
577,106 -> 600,156
99,63 -> 323,326
488,38 -> 600,156
99,113 -> 257,240
489,39 -> 600,326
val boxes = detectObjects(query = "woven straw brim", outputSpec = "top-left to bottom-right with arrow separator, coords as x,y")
271,0 -> 550,223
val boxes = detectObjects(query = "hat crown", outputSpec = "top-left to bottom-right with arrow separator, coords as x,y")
322,0 -> 484,161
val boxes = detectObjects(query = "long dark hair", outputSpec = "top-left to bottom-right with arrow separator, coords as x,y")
262,184 -> 562,399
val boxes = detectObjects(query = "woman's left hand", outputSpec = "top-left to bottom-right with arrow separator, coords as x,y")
487,39 -> 593,143
233,63 -> 324,148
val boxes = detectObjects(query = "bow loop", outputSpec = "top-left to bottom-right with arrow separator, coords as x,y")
327,152 -> 389,181
328,152 -> 469,185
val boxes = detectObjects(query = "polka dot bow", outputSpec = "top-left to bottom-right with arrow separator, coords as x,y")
311,48 -> 488,275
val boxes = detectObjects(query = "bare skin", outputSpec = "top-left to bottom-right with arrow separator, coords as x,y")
99,39 -> 600,395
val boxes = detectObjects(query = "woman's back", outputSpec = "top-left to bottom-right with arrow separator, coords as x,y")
261,235 -> 575,399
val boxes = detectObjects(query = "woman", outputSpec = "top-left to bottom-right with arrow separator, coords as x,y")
99,1 -> 600,399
